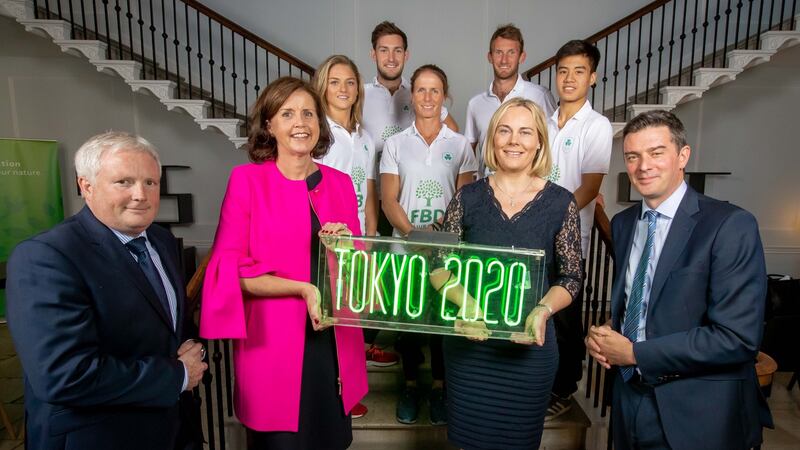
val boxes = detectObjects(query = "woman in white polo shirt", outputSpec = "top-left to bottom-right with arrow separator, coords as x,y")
380,64 -> 477,426
312,55 -> 378,237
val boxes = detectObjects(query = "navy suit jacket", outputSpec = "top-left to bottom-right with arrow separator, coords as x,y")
609,187 -> 773,450
6,207 -> 187,450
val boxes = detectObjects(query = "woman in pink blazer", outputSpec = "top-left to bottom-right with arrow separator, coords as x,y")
200,77 -> 368,450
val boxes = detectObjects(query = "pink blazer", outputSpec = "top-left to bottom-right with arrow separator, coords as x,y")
199,161 -> 368,432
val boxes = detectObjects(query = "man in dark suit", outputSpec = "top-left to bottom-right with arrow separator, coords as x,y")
586,111 -> 772,449
6,131 -> 207,450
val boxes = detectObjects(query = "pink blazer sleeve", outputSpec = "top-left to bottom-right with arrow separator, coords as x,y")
200,166 -> 274,339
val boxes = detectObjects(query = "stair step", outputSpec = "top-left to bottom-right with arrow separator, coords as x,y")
90,59 -> 142,81
53,39 -> 107,60
0,0 -> 34,20
760,30 -> 800,52
660,85 -> 707,105
229,136 -> 249,149
17,18 -> 70,40
692,67 -> 740,89
611,122 -> 625,138
627,103 -> 675,118
161,98 -> 210,120
195,118 -> 244,138
726,49 -> 775,71
128,79 -> 176,100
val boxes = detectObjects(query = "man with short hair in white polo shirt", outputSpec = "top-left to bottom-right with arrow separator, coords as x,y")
464,23 -> 556,177
545,39 -> 613,421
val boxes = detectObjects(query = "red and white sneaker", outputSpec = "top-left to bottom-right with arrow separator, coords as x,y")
351,402 -> 368,419
366,345 -> 399,367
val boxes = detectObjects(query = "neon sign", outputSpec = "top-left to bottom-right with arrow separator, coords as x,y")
319,236 -> 546,340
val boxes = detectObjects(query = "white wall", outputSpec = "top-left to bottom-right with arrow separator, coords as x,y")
200,0 -> 652,125
600,44 -> 800,276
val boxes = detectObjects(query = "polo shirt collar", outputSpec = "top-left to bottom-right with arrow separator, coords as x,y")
411,122 -> 453,142
326,116 -> 361,134
370,76 -> 410,92
641,181 -> 687,220
486,74 -> 525,99
550,99 -> 594,125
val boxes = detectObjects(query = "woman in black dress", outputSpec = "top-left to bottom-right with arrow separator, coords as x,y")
436,97 -> 582,449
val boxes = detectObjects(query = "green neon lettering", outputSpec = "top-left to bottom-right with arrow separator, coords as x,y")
405,255 -> 427,319
348,251 -> 369,313
461,258 -> 484,321
333,248 -> 349,310
390,254 -> 409,316
439,256 -> 461,322
503,262 -> 527,326
482,259 -> 505,325
369,252 -> 390,314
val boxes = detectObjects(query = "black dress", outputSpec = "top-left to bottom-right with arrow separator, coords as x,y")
248,170 -> 352,450
441,178 -> 582,450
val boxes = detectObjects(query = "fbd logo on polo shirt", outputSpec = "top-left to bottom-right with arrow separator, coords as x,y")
563,137 -> 575,151
411,179 -> 445,225
351,167 -> 366,208
381,125 -> 403,141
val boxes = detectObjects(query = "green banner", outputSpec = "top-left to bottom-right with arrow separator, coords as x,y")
0,139 -> 64,318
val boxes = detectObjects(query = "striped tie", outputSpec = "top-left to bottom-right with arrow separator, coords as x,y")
620,210 -> 658,382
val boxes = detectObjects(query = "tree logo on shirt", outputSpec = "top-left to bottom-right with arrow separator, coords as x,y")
546,164 -> 561,183
352,166 -> 366,191
416,179 -> 444,207
381,125 -> 403,141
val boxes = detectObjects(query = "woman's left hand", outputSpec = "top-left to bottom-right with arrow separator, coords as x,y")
319,222 -> 353,250
510,305 -> 550,346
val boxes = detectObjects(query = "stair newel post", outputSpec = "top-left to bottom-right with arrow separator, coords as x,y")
734,0 -> 744,49
690,0 -> 700,83
184,2 -> 192,99
172,0 -> 180,97
212,340 -> 226,450
219,21 -> 226,117
756,0 -> 765,48
677,0 -> 689,85
723,0 -> 732,65
745,0 -> 755,49
231,29 -> 238,118
623,25 -> 631,119
114,0 -> 122,59
102,0 -> 111,57
712,0 -> 721,67
160,0 -> 168,80
125,0 -> 133,60
646,11 -> 654,102
667,1 -> 678,86
242,37 -> 249,127
148,0 -> 157,79
612,30 -> 620,121
208,16 -> 216,117
634,16 -> 643,104
702,0 -> 711,65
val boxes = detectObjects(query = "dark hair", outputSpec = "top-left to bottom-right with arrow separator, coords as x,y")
410,64 -> 449,97
555,39 -> 601,72
490,24 -> 524,52
622,110 -> 688,149
371,21 -> 408,50
247,77 -> 332,163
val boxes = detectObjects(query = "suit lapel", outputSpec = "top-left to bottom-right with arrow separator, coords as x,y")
76,207 -> 176,332
648,188 -> 699,310
148,230 -> 184,337
611,204 -> 640,328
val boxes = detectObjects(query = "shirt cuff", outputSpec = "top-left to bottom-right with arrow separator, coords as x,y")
181,361 -> 189,392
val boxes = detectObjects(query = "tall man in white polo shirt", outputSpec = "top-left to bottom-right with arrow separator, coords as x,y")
546,40 -> 613,420
464,24 -> 556,177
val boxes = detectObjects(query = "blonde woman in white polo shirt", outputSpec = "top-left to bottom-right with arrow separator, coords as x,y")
380,64 -> 477,426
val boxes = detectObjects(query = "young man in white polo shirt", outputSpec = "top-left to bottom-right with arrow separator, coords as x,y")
464,24 -> 557,177
546,39 -> 613,421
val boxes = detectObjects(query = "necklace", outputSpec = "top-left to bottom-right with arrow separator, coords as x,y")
493,176 -> 535,207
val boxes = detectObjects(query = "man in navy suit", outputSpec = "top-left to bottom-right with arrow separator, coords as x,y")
6,131 -> 207,450
586,111 -> 772,449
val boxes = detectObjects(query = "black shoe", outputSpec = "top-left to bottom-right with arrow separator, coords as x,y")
428,388 -> 447,425
545,393 -> 572,421
396,386 -> 420,424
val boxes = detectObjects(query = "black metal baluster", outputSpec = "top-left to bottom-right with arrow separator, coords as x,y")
33,0 -> 40,19
702,0 -> 711,65
778,0 -> 787,29
67,0 -> 74,39
634,17 -> 643,103
768,0 -> 776,28
690,0 -> 699,81
212,341 -> 226,450
137,0 -> 145,76
547,66 -> 552,91
125,0 -> 133,60
197,9 -> 204,101
56,0 -> 63,19
219,22 -> 227,116
734,1 -> 744,48
612,31 -> 620,121
583,230 -> 598,398
160,0 -> 168,80
790,0 -> 797,32
79,0 -> 86,39
646,11 -> 655,102
537,72 -> 542,85
277,56 -> 281,77
756,0 -> 765,48
201,342 -> 216,450
745,0 -> 754,48
624,26 -> 631,119
656,7 -> 666,101
667,2 -> 678,85
92,0 -> 99,39
185,3 -> 192,99
149,0 -> 157,79
172,0 -> 180,97
208,17 -> 216,117
678,0 -> 689,85
231,30 -> 238,118
223,340 -> 234,418
114,0 -> 122,59
266,49 -> 270,84
102,0 -> 111,57
43,0 -> 50,19
243,38 -> 249,125
590,237 -> 604,408
601,39 -> 609,117
723,0 -> 733,60
712,0 -> 722,67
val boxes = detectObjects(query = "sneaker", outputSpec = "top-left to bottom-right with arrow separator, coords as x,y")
366,345 -> 399,367
396,386 -> 420,424
544,393 -> 573,421
351,402 -> 368,419
428,388 -> 447,425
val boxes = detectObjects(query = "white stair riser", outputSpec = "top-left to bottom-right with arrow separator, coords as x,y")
91,60 -> 142,81
196,119 -> 243,138
161,100 -> 210,120
726,50 -> 774,71
128,81 -> 176,100
0,0 -> 34,20
660,87 -> 706,105
54,40 -> 107,60
20,19 -> 70,40
760,31 -> 800,52
692,68 -> 739,89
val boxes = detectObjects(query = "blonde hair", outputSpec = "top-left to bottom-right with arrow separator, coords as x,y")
312,55 -> 365,131
75,131 -> 161,183
483,98 -> 551,177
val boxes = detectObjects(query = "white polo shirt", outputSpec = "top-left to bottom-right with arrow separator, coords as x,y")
363,77 -> 449,155
547,100 -> 613,258
464,74 -> 557,177
315,117 -> 377,234
380,124 -> 477,236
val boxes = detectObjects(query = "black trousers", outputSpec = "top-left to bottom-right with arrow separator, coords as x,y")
551,262 -> 586,397
395,332 -> 445,382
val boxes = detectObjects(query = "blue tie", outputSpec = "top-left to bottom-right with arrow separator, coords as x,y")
126,237 -> 174,328
620,210 -> 658,382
